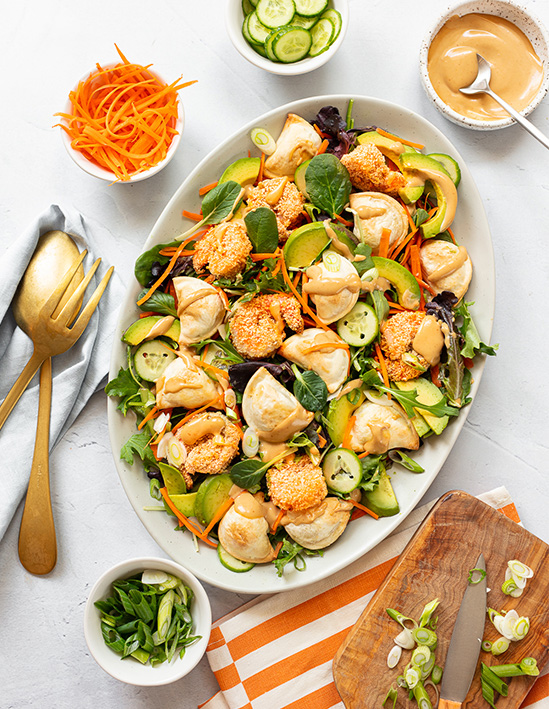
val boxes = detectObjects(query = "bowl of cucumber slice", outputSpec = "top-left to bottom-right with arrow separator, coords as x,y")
226,0 -> 349,75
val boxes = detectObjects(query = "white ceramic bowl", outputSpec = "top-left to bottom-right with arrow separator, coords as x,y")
225,0 -> 349,76
84,557 -> 211,685
59,63 -> 184,182
419,0 -> 549,130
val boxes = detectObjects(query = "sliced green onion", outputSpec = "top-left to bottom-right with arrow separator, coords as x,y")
412,680 -> 433,709
141,569 -> 169,585
405,665 -> 420,689
419,599 -> 440,628
420,653 -> 435,680
520,657 -> 540,676
130,647 -> 150,664
491,637 -> 510,656
482,640 -> 493,652
508,559 -> 533,579
431,664 -> 443,685
157,573 -> 181,592
382,685 -> 398,708
468,567 -> 487,584
481,663 -> 509,697
481,678 -> 497,709
396,675 -> 408,689
387,645 -> 402,668
487,607 -> 501,624
157,589 -> 175,641
394,628 -> 415,650
149,478 -> 162,500
412,645 -> 431,667
250,127 -> 276,155
501,577 -> 519,595
412,627 -> 437,648
387,608 -> 418,629
490,659 -> 539,677
512,616 -> 530,641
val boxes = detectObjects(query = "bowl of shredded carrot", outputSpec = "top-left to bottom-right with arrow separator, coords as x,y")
55,46 -> 196,183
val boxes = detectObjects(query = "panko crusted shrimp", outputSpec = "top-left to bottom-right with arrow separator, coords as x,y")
380,311 -> 428,381
246,177 -> 305,241
175,411 -> 241,479
193,220 -> 252,279
340,143 -> 406,196
230,292 -> 304,359
267,455 -> 327,512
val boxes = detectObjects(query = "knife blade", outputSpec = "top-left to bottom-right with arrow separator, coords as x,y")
438,553 -> 487,708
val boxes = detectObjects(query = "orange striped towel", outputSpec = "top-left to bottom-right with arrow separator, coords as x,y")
201,488 -> 548,709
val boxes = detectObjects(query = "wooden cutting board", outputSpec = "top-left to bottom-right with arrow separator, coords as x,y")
333,490 -> 549,708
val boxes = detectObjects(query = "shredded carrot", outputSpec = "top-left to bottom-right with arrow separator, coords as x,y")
193,358 -> 230,382
417,278 -> 437,296
301,272 -> 308,307
270,509 -> 285,534
409,243 -> 425,309
376,127 -> 424,150
271,260 -> 281,278
278,257 -> 331,331
430,363 -> 441,388
54,46 -> 196,182
313,124 -> 330,139
378,228 -> 392,259
137,406 -> 159,430
350,498 -> 379,520
388,228 -> 417,262
257,152 -> 265,183
316,138 -> 329,155
160,488 -> 218,547
374,343 -> 391,396
302,342 -> 350,355
251,252 -> 280,261
215,285 -> 230,310
199,180 -> 218,196
447,226 -> 457,244
171,393 -> 225,432
342,415 -> 356,449
318,434 -> 327,448
385,298 -> 405,311
203,497 -> 234,536
333,213 -> 354,227
292,271 -> 301,288
182,209 -> 203,221
139,311 -> 156,318
136,239 -> 188,307
274,540 -> 284,558
357,451 -> 371,459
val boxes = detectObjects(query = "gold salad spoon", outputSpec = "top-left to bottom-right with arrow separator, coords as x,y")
2,230 -> 113,573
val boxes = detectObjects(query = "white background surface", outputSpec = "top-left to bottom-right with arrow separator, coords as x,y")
0,1 -> 548,707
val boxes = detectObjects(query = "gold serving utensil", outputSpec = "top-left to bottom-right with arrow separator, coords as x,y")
10,230 -> 85,574
0,237 -> 114,431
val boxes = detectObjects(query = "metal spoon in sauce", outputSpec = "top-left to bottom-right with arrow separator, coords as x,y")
13,230 -> 83,574
460,54 -> 549,150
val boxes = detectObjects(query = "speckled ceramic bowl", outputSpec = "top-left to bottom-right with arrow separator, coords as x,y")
419,0 -> 549,130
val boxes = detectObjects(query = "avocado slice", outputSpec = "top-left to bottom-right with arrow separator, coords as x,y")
294,159 -> 310,197
159,462 -> 187,496
123,316 -> 180,346
357,131 -> 423,204
194,473 -> 233,526
283,222 -> 356,269
218,157 -> 261,186
326,387 -> 365,447
372,256 -> 421,311
362,470 -> 400,517
395,378 -> 449,435
169,492 -> 198,518
399,153 -> 458,239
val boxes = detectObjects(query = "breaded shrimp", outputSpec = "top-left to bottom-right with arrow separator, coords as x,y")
267,455 -> 327,512
380,310 -> 428,381
230,293 -> 303,359
175,411 -> 241,477
246,178 -> 305,241
193,220 -> 252,279
341,143 -> 406,196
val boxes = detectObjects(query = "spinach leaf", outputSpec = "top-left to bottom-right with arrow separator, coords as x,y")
120,430 -> 158,472
244,207 -> 279,253
305,154 -> 352,217
413,209 -> 430,227
388,450 -> 425,473
134,241 -> 180,287
137,289 -> 177,318
229,459 -> 266,489
359,454 -> 384,492
454,300 -> 498,358
201,180 -> 243,225
292,365 -> 328,411
352,243 -> 375,276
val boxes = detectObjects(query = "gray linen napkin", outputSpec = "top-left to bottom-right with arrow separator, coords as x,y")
0,204 -> 124,541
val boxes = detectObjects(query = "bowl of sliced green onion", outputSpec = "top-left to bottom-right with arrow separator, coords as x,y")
84,557 -> 211,685
226,0 -> 349,75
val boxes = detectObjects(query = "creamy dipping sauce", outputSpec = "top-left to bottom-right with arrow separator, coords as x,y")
428,13 -> 544,121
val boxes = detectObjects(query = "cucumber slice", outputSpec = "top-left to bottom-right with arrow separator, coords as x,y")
427,153 -> 461,187
256,0 -> 296,29
309,17 -> 334,57
294,0 -> 328,17
247,11 -> 271,43
242,14 -> 256,45
218,544 -> 255,572
265,29 -> 282,61
272,26 -> 312,63
133,339 -> 176,382
337,302 -> 379,347
320,9 -> 342,42
242,0 -> 255,13
291,13 -> 317,29
322,448 -> 362,493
